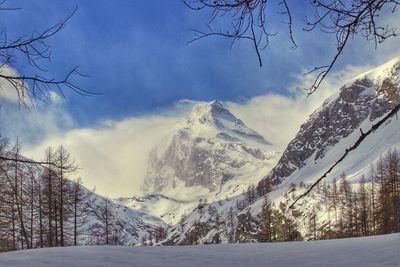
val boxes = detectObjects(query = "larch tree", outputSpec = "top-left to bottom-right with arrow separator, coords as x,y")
70,178 -> 90,246
54,146 -> 77,247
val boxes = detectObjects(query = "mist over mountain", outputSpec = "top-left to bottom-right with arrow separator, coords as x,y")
143,100 -> 279,197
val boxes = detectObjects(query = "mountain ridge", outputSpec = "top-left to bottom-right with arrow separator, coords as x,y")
264,57 -> 400,186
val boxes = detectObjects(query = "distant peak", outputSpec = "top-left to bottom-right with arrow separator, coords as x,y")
209,100 -> 223,108
173,100 -> 242,135
191,100 -> 224,111
176,100 -> 271,145
188,100 -> 230,119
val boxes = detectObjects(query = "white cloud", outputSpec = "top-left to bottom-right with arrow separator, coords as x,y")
0,66 -> 63,108
23,107 -> 183,198
0,103 -> 73,146
0,65 -> 28,104
48,91 -> 62,105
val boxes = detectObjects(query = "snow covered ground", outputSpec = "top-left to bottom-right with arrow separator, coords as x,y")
0,234 -> 398,267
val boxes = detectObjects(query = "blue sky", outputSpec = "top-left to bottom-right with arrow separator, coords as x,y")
1,0 -> 398,127
2,1 -> 400,196
0,0 -> 355,124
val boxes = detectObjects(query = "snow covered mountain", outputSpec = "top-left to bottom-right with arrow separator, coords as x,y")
143,100 -> 279,201
265,57 -> 400,188
163,57 -> 400,244
115,101 -> 279,227
8,56 -> 400,249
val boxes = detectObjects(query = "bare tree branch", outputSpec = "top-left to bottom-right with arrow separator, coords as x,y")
183,0 -> 290,67
184,0 -> 399,92
0,4 -> 97,106
304,0 -> 399,94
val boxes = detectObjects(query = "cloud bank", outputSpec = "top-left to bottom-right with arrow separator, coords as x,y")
23,109 -> 182,198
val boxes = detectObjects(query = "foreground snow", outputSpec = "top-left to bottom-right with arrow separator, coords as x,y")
0,234 -> 399,267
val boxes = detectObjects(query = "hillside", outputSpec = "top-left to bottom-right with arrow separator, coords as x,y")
267,56 -> 400,187
0,149 -> 166,249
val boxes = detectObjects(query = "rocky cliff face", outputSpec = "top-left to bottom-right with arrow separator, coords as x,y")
143,100 -> 278,194
267,58 -> 400,184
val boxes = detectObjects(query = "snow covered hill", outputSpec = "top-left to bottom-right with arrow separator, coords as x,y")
82,189 -> 167,245
266,57 -> 400,187
1,233 -> 398,267
0,156 -> 166,247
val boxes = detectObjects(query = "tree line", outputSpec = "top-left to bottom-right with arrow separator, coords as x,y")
174,148 -> 400,245
174,179 -> 303,245
299,148 -> 400,240
0,136 -> 133,252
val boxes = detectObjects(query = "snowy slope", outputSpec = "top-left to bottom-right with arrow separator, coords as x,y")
82,189 -> 167,245
1,233 -> 399,267
246,57 -> 400,238
115,194 -> 193,226
267,56 -> 400,187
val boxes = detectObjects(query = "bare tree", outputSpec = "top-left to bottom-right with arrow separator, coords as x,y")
184,0 -> 399,93
70,178 -> 90,246
0,1 -> 94,106
54,146 -> 77,247
41,147 -> 57,247
89,198 -> 114,245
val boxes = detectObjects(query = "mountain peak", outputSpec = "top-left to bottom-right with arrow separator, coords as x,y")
209,99 -> 223,108
143,100 -> 276,194
183,100 -> 244,128
190,100 -> 228,116
176,100 -> 272,146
